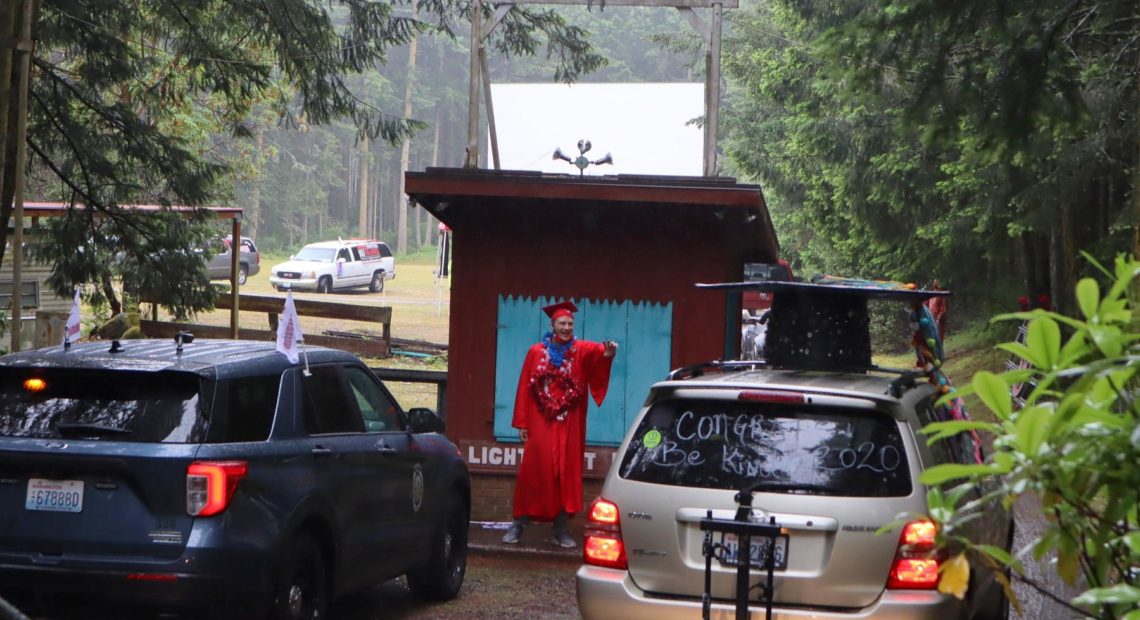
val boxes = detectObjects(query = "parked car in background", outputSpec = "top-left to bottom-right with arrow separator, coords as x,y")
270,239 -> 396,294
0,337 -> 469,619
207,235 -> 261,285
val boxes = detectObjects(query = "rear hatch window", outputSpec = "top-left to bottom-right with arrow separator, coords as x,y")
0,368 -> 205,443
611,393 -> 918,609
619,395 -> 911,497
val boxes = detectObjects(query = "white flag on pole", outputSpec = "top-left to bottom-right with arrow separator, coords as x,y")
275,291 -> 303,363
62,288 -> 82,345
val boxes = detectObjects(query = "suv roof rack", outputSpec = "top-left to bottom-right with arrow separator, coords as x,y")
666,358 -> 921,385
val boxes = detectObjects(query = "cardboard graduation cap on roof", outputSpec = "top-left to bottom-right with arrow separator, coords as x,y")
697,275 -> 950,370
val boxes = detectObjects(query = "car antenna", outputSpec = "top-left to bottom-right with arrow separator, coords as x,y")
174,331 -> 194,355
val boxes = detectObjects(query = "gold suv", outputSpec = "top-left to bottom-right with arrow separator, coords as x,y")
577,278 -> 1013,620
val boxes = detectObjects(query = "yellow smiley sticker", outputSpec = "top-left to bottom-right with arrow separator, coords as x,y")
643,429 -> 662,449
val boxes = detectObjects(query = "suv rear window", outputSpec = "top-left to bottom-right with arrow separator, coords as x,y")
207,375 -> 281,443
0,369 -> 204,443
618,397 -> 912,497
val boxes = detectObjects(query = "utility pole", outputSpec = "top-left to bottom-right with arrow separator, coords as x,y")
463,0 -> 483,168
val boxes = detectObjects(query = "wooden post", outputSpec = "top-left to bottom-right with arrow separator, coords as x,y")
10,0 -> 37,352
230,218 -> 241,338
0,1 -> 17,213
479,45 -> 500,170
704,2 -> 722,177
464,0 -> 482,168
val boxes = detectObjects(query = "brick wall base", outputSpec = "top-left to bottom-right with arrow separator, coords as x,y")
470,471 -> 605,522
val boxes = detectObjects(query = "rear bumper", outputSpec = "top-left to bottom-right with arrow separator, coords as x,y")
0,547 -> 272,616
576,565 -> 964,620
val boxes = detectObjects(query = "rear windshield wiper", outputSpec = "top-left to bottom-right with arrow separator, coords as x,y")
55,423 -> 132,438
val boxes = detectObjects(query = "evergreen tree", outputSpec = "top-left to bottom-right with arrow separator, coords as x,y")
1,0 -> 603,316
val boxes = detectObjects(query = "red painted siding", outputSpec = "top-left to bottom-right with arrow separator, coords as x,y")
406,170 -> 779,446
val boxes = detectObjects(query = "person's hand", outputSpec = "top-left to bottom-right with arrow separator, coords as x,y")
603,340 -> 618,358
520,428 -> 528,443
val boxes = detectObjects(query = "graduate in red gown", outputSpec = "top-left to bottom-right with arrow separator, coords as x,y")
501,300 -> 618,548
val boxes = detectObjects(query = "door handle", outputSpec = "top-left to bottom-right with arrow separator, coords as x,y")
312,446 -> 333,457
375,441 -> 397,454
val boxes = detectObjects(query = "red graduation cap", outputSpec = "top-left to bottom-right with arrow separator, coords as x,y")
542,300 -> 578,321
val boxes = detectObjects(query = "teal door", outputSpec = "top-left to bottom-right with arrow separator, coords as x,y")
494,295 -> 672,447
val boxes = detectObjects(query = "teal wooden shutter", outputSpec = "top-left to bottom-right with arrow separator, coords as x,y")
494,296 -> 672,446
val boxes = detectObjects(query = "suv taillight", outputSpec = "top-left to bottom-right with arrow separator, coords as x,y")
583,497 -> 627,570
886,520 -> 942,589
187,461 -> 247,516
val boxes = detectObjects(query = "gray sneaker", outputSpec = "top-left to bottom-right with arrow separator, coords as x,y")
552,529 -> 577,549
502,522 -> 524,544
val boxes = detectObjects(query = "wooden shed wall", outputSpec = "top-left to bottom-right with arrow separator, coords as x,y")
440,200 -> 770,441
0,258 -> 71,314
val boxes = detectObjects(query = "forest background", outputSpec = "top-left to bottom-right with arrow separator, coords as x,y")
0,0 -> 1136,327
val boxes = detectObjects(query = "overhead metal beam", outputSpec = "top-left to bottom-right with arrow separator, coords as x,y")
495,0 -> 736,7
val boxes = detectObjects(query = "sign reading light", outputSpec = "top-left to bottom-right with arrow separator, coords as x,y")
23,378 -> 47,393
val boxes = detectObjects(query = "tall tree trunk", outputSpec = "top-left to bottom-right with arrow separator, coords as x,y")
397,29 -> 418,254
0,0 -> 24,266
1051,203 -> 1076,317
249,127 -> 264,237
358,133 -> 369,238
1023,232 -> 1051,308
101,275 -> 121,316
424,111 -> 442,247
1133,90 -> 1140,330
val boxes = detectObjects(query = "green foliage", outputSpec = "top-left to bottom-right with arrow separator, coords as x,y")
918,253 -> 1140,619
720,0 -> 1137,313
4,0 -> 613,317
27,208 -> 219,319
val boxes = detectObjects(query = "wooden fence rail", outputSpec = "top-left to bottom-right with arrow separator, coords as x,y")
370,367 -> 448,422
142,293 -> 392,358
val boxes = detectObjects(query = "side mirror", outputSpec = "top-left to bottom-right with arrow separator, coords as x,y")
336,257 -> 346,264
402,407 -> 445,434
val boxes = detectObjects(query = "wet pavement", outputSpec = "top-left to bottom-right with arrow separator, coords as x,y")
339,521 -> 583,619
467,520 -> 584,564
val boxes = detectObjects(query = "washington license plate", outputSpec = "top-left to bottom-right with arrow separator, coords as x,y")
719,533 -> 789,569
26,478 -> 84,513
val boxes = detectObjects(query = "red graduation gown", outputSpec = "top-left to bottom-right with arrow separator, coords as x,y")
511,339 -> 613,521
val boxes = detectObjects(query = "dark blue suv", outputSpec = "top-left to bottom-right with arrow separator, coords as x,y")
0,338 -> 470,619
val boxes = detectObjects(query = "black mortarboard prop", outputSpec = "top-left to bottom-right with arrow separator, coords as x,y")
697,276 -> 950,370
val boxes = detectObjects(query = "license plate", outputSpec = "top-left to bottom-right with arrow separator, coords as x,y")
719,533 -> 789,569
26,478 -> 84,513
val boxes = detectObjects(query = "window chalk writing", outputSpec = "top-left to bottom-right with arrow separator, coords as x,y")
645,410 -> 903,476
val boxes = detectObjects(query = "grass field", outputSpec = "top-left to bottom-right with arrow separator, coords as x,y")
178,248 -> 452,410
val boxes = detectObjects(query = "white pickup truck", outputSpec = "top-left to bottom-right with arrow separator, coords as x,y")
269,239 -> 396,293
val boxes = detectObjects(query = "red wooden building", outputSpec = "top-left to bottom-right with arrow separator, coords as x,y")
404,168 -> 780,520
